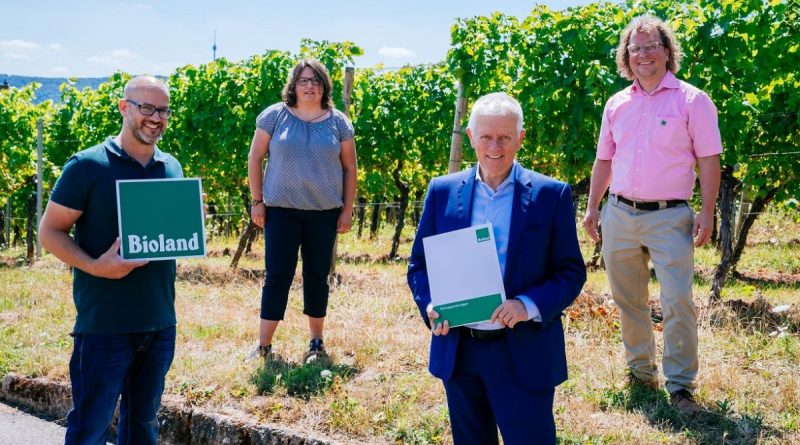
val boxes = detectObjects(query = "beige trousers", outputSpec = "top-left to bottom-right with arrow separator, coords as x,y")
601,196 -> 698,393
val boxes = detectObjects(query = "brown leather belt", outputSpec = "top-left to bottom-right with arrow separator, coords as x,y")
613,194 -> 687,211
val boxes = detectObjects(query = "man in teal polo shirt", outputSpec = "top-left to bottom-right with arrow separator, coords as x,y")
40,75 -> 183,444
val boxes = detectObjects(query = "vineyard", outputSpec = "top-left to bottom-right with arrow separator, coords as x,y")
1,0 -> 798,297
1,1 -> 800,443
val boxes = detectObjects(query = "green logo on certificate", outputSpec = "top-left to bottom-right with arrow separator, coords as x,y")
116,178 -> 206,260
475,227 -> 491,243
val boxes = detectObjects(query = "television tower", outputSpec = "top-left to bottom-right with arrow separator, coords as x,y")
212,30 -> 217,61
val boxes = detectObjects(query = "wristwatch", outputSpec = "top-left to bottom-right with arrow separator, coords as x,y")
251,199 -> 263,206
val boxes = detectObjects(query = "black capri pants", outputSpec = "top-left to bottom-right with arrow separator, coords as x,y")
260,206 -> 339,320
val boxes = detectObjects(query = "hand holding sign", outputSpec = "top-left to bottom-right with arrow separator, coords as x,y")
90,238 -> 149,279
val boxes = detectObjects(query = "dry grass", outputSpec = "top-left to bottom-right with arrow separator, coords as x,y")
0,208 -> 798,444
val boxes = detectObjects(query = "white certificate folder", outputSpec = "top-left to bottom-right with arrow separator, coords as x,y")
422,223 -> 506,327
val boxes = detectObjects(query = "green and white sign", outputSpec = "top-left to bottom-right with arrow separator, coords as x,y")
422,223 -> 507,327
116,178 -> 206,260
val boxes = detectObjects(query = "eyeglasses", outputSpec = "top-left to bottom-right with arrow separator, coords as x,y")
125,99 -> 173,119
296,77 -> 322,87
627,41 -> 664,56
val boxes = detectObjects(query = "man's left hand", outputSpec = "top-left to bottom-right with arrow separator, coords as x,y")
491,300 -> 528,328
426,303 -> 450,335
693,209 -> 713,247
337,209 -> 353,233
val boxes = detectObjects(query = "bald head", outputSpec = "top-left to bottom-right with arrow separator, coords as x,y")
123,75 -> 169,100
118,75 -> 171,149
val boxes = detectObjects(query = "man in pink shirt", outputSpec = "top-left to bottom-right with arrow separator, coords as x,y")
583,15 -> 721,414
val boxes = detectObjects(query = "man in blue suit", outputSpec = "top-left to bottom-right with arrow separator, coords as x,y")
408,92 -> 586,445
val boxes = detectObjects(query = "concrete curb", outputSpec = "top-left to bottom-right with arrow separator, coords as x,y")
0,374 -> 71,420
0,373 -> 339,445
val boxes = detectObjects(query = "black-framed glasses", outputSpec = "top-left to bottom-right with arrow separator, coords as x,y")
125,99 -> 173,119
627,41 -> 664,56
296,77 -> 322,87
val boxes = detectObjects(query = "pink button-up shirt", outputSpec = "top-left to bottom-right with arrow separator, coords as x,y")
596,71 -> 723,201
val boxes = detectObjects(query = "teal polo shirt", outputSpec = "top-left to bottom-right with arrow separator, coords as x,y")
49,138 -> 184,334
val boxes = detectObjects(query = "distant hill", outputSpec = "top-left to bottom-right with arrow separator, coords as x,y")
0,74 -> 108,104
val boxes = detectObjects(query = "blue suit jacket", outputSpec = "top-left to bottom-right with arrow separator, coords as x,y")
407,165 -> 586,391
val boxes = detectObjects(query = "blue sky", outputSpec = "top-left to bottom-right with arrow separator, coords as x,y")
2,0 -> 590,77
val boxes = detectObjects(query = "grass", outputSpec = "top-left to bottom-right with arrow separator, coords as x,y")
0,207 -> 798,444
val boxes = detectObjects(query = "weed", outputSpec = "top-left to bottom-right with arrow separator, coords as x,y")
716,398 -> 733,416
177,380 -> 217,405
781,411 -> 799,432
557,432 -> 611,444
388,406 -> 448,445
598,389 -> 626,411
250,357 -> 356,400
329,397 -> 362,431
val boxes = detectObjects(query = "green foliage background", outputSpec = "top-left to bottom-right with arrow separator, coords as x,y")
1,0 -> 797,228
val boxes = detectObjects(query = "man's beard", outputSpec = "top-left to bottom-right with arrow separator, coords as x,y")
130,119 -> 164,145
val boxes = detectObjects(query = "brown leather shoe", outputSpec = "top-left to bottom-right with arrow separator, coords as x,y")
670,389 -> 703,413
627,372 -> 659,390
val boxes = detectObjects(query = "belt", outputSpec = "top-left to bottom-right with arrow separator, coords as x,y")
613,194 -> 687,211
460,327 -> 505,340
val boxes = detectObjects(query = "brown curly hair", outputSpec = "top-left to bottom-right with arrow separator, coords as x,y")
282,58 -> 334,109
615,15 -> 683,81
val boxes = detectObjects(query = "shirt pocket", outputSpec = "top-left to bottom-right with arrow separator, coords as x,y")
653,115 -> 690,151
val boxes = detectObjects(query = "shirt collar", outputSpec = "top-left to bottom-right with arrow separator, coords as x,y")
631,70 -> 679,95
475,160 -> 517,191
104,137 -> 167,164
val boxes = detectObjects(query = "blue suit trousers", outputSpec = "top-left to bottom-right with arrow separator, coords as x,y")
443,334 -> 556,445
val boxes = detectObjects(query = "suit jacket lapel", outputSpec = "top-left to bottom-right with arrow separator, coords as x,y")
454,167 -> 477,229
505,166 -> 532,281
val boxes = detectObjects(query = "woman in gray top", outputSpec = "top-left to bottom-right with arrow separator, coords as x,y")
247,59 -> 357,361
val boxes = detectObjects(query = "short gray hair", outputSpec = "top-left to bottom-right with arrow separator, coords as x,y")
467,92 -> 524,134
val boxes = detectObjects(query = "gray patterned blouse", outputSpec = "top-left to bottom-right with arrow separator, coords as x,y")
256,103 -> 354,211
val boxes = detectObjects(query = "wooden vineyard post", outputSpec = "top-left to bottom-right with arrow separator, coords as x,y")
329,66 -> 355,284
448,81 -> 468,174
36,119 -> 43,259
